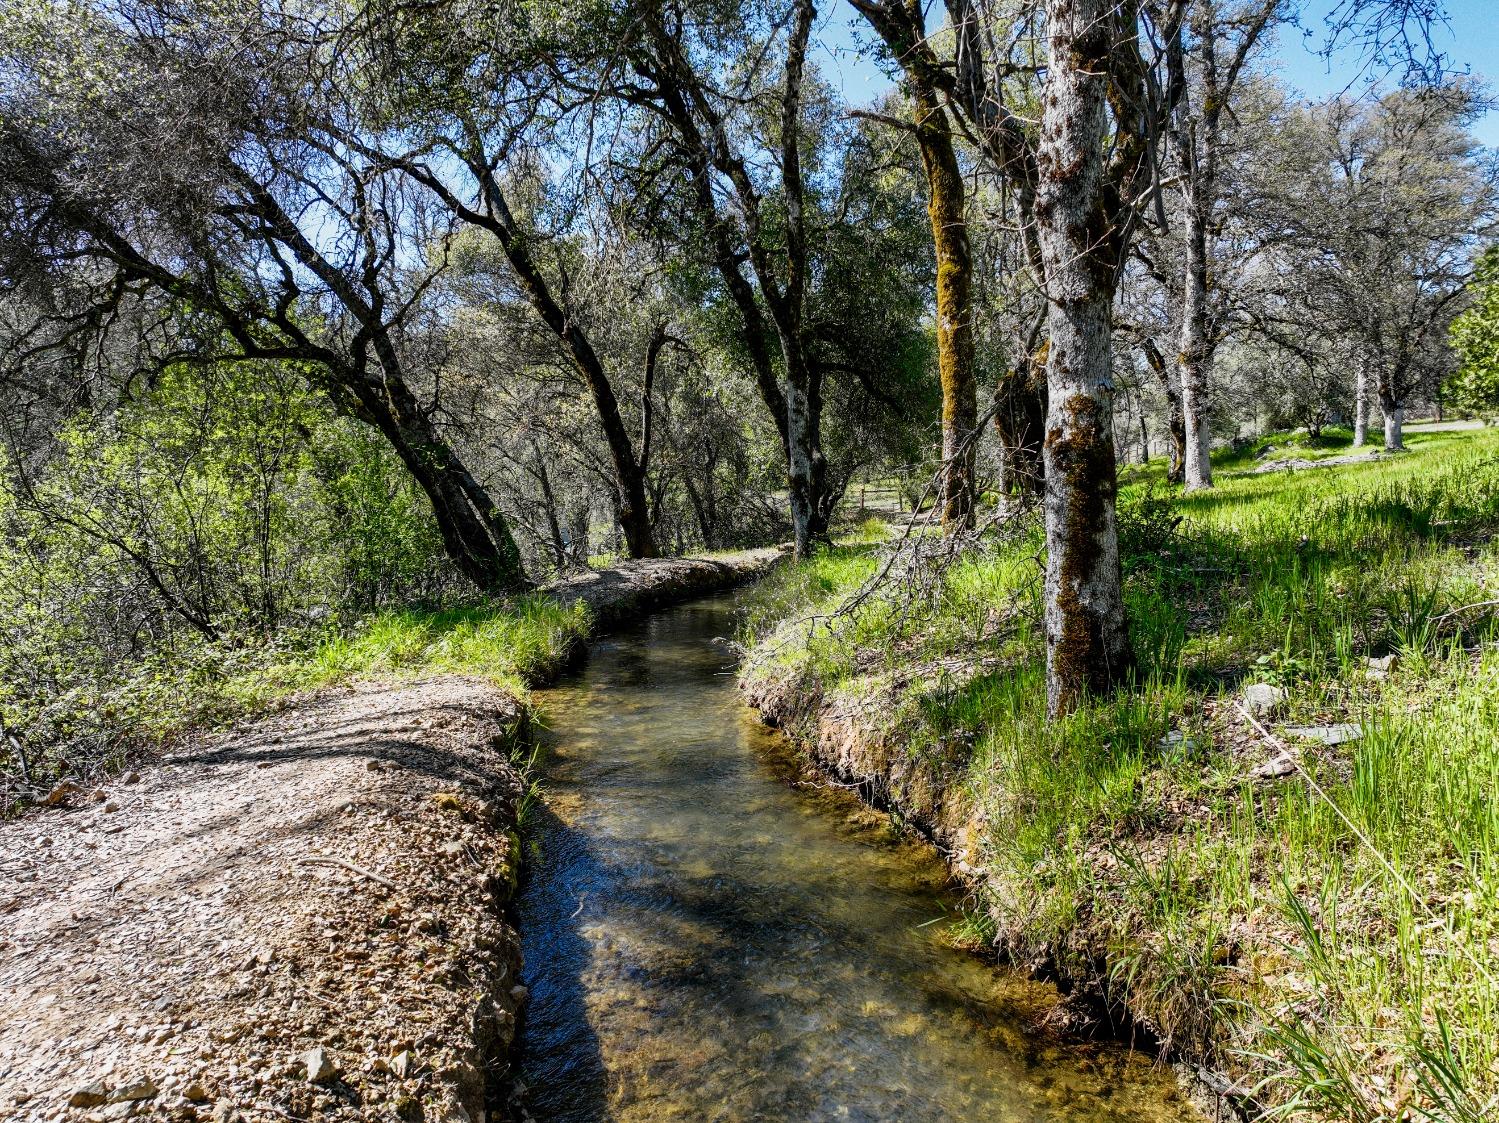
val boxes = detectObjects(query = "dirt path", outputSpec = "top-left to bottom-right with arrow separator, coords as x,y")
0,550 -> 782,1123
545,548 -> 782,629
0,678 -> 528,1123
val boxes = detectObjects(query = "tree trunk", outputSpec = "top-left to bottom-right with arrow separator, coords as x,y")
1035,0 -> 1134,717
1353,365 -> 1369,447
1381,393 -> 1404,450
913,85 -> 977,532
785,369 -> 820,557
1137,335 -> 1184,481
380,413 -> 528,593
995,348 -> 1047,499
1178,209 -> 1214,489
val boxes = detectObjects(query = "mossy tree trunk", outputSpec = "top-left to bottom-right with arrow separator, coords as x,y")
853,0 -> 977,531
913,84 -> 977,531
1034,0 -> 1136,716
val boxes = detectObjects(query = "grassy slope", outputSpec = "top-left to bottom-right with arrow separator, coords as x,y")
3,596 -> 588,813
741,428 -> 1499,1121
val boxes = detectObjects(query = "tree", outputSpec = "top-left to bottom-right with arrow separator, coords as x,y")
0,0 -> 530,591
1449,246 -> 1499,414
1253,86 -> 1495,449
1164,0 -> 1284,490
851,0 -> 978,532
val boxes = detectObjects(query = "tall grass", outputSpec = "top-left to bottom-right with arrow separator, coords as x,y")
741,427 -> 1499,1120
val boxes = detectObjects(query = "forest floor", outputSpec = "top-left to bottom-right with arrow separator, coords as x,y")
739,427 -> 1499,1122
0,549 -> 780,1123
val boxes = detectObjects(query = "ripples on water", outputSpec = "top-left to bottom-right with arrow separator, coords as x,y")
515,597 -> 1194,1122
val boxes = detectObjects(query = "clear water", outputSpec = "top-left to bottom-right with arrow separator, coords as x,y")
515,596 -> 1194,1122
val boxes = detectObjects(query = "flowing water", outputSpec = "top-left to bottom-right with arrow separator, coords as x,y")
515,595 -> 1195,1122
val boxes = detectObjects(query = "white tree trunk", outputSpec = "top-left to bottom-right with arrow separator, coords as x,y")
1353,366 -> 1369,447
1178,201 -> 1214,490
1035,0 -> 1133,717
1383,403 -> 1404,450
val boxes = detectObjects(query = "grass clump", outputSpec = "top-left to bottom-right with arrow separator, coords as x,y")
740,425 -> 1499,1120
1,595 -> 589,814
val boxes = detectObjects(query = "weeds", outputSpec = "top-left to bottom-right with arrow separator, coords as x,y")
1,595 -> 590,814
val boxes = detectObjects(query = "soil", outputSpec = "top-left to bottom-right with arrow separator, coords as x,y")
0,677 -> 527,1123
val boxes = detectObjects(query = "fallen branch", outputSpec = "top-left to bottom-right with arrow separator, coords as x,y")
1430,598 -> 1499,624
296,856 -> 397,890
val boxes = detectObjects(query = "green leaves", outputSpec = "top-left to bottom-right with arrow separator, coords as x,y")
1448,246 -> 1499,415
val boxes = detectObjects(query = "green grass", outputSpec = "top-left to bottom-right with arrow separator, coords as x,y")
2,594 -> 589,813
741,426 -> 1499,1121
184,594 -> 590,735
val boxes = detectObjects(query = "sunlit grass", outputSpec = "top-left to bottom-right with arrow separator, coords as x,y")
291,596 -> 588,695
741,425 -> 1499,1119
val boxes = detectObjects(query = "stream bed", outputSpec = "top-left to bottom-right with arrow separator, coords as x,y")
515,594 -> 1195,1122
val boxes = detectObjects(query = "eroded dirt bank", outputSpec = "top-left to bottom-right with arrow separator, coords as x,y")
546,548 -> 783,631
0,550 -> 782,1123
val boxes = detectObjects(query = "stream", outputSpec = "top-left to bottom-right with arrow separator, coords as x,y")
515,594 -> 1195,1122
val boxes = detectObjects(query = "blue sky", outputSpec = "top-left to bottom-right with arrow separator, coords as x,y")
811,0 -> 1499,145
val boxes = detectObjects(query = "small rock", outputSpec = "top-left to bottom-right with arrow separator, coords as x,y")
509,985 -> 529,1005
211,1103 -> 243,1123
1283,723 -> 1362,746
99,1103 -> 137,1120
103,800 -> 121,813
121,771 -> 141,785
1242,683 -> 1286,716
109,1076 -> 158,1102
390,1050 -> 413,1078
68,1082 -> 109,1108
1251,752 -> 1298,779
365,759 -> 383,771
440,841 -> 464,857
44,780 -> 80,806
1156,730 -> 1206,754
301,1047 -> 337,1083
182,1081 -> 210,1103
1366,654 -> 1397,679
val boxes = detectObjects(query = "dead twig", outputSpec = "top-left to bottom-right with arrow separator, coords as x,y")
1430,598 -> 1499,624
296,855 -> 397,890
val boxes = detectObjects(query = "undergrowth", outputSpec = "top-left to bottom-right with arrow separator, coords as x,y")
740,426 -> 1499,1121
1,596 -> 588,814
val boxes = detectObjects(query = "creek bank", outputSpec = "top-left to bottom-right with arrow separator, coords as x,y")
544,547 -> 784,634
0,677 -> 529,1123
740,662 -> 1232,1119
0,550 -> 783,1123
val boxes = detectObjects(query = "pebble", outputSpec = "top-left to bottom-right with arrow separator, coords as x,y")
301,1046 -> 337,1082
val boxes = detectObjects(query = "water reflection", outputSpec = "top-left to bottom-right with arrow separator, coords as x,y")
516,599 -> 1193,1122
